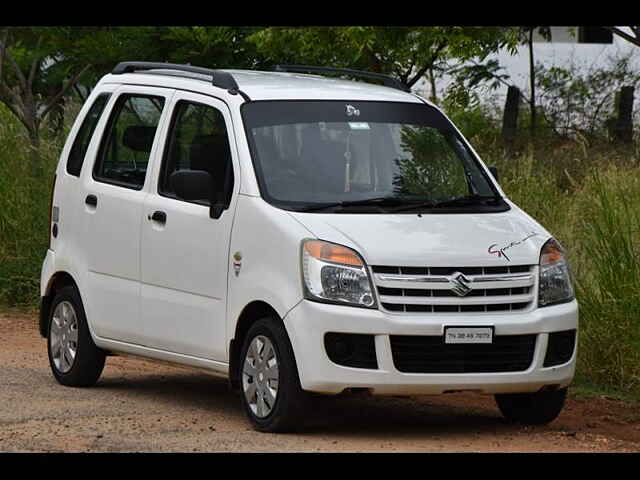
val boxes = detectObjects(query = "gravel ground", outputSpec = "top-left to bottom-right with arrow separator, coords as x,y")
1,310 -> 639,453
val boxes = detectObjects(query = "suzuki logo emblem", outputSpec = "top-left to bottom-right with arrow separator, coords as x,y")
346,104 -> 360,116
449,272 -> 472,297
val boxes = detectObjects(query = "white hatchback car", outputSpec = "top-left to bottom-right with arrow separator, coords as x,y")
40,62 -> 578,432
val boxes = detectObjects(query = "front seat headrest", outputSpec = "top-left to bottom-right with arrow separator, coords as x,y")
123,125 -> 157,152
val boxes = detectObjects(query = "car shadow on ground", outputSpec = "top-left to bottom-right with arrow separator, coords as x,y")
300,394 -> 533,437
92,369 -> 538,438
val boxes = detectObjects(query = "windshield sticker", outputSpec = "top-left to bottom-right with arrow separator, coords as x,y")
488,232 -> 539,262
345,104 -> 360,117
348,122 -> 370,130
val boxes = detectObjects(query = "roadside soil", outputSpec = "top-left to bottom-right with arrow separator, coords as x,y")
1,310 -> 639,452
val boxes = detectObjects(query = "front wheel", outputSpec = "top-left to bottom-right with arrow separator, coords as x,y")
239,318 -> 308,432
495,387 -> 568,425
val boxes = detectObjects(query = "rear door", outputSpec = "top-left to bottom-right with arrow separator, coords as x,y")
139,92 -> 239,361
82,86 -> 173,345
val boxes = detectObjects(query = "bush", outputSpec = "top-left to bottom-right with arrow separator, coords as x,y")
0,104 -> 60,306
534,54 -> 640,139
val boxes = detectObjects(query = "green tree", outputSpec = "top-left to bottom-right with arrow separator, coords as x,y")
248,26 -> 518,89
0,26 -> 264,175
0,27 -> 100,174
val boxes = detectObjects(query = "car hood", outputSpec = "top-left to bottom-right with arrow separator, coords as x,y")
288,203 -> 551,267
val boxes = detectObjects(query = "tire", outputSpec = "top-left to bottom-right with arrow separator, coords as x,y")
238,317 -> 308,432
47,286 -> 105,387
495,387 -> 568,425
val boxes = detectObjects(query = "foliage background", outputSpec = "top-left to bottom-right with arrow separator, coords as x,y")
0,26 -> 639,399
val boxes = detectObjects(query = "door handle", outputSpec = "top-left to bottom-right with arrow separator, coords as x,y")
148,210 -> 167,224
85,194 -> 98,207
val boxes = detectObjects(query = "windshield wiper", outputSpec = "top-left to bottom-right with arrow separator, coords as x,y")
432,194 -> 501,208
294,196 -> 417,212
294,194 -> 501,213
390,194 -> 499,212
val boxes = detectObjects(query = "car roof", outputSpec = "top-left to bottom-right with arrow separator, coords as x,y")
100,69 -> 426,104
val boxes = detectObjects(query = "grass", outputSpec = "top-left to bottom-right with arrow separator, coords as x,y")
571,379 -> 640,405
0,105 -> 60,307
478,132 -> 640,399
1,102 -> 639,400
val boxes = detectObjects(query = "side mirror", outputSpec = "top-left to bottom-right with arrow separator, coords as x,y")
488,166 -> 499,183
170,170 -> 212,202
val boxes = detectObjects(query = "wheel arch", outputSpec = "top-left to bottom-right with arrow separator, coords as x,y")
228,300 -> 284,391
40,271 -> 80,338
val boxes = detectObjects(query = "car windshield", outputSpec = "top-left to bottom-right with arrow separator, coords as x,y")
241,100 -> 504,213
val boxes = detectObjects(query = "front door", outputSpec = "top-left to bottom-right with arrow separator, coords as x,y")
139,92 -> 239,360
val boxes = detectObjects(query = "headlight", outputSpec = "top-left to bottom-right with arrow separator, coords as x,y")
301,239 -> 376,308
538,238 -> 575,307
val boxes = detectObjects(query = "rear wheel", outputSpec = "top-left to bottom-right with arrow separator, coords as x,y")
47,286 -> 105,387
495,387 -> 568,425
239,318 -> 308,432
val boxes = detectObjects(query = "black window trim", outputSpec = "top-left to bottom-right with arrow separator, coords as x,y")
92,92 -> 166,191
66,92 -> 112,177
240,99 -> 508,214
157,98 -> 236,208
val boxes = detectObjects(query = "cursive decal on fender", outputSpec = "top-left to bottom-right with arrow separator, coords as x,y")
488,232 -> 539,262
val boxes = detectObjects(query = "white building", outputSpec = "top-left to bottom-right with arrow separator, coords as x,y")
415,27 -> 640,107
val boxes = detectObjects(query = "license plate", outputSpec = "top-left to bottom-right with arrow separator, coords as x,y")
445,327 -> 493,344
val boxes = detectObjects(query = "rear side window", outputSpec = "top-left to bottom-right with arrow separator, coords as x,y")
66,93 -> 111,176
93,94 -> 165,190
159,100 -> 233,205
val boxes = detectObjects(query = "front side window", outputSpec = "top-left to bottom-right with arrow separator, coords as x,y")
242,101 -> 506,213
159,100 -> 233,206
67,93 -> 111,176
93,94 -> 165,189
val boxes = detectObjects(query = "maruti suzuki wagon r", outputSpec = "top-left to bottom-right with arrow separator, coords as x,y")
40,62 -> 578,432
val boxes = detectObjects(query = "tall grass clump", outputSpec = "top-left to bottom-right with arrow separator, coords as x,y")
0,105 -> 60,306
573,168 -> 640,393
471,130 -> 640,397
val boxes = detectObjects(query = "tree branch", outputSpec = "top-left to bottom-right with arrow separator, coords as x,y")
41,64 -> 91,119
604,27 -> 640,48
0,88 -> 25,123
398,55 -> 416,85
27,36 -> 42,90
73,83 -> 87,103
5,47 -> 28,92
406,42 -> 447,88
0,81 -> 26,113
0,28 -> 8,84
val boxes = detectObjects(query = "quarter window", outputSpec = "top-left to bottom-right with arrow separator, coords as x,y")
159,100 -> 234,206
93,94 -> 165,189
66,93 -> 111,176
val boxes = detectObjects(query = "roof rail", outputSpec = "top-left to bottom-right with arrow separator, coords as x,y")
272,64 -> 411,92
111,62 -> 251,101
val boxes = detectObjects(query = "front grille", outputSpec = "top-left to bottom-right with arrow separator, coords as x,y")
372,265 -> 536,313
372,265 -> 532,275
390,334 -> 537,373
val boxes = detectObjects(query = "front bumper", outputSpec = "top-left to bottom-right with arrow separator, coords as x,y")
283,299 -> 578,395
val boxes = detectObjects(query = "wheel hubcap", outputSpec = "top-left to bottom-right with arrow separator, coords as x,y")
242,335 -> 279,418
49,301 -> 78,374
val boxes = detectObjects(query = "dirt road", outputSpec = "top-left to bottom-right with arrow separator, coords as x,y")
1,310 -> 639,452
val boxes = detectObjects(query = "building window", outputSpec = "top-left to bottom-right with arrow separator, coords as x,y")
578,27 -> 613,44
